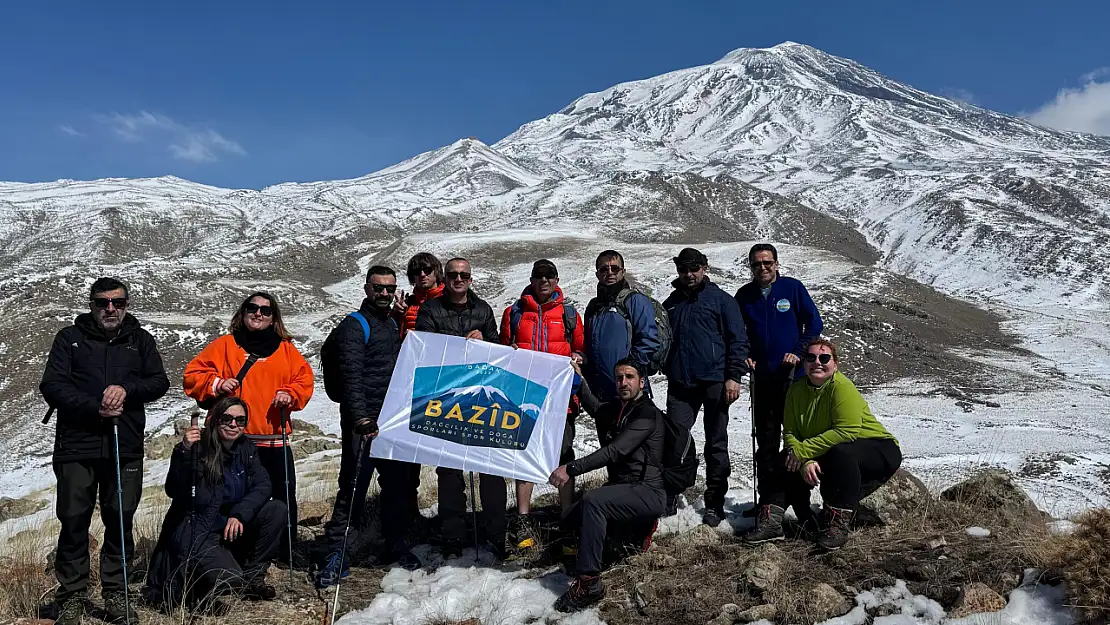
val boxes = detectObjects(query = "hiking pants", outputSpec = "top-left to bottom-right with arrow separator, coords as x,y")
54,457 -> 143,603
666,381 -> 730,509
751,368 -> 792,505
566,483 -> 665,576
193,499 -> 285,596
769,439 -> 902,511
324,429 -> 421,556
436,468 -> 507,549
256,446 -> 297,561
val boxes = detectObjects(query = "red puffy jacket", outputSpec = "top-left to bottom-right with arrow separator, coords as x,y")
398,283 -> 444,337
499,287 -> 585,356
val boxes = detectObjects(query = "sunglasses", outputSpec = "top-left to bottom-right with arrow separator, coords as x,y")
531,273 -> 557,281
371,284 -> 398,294
408,266 -> 435,278
676,263 -> 702,274
750,260 -> 776,269
92,297 -> 129,309
445,271 -> 472,281
596,264 -> 624,275
804,353 -> 833,364
244,303 -> 274,316
217,414 -> 248,427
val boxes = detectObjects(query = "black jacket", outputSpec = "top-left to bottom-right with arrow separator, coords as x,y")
663,278 -> 750,387
414,290 -> 499,341
336,299 -> 401,430
144,436 -> 271,603
568,379 -> 663,490
40,313 -> 170,462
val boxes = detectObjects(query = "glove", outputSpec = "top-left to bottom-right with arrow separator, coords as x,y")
353,418 -> 378,436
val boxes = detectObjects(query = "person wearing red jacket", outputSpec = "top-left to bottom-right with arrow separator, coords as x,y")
394,252 -> 445,338
500,260 -> 585,543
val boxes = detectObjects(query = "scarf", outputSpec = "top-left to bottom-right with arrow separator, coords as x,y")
232,328 -> 282,357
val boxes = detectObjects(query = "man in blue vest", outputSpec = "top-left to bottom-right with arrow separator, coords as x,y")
734,243 -> 823,518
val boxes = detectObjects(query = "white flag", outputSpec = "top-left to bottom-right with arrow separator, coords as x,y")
370,331 -> 573,484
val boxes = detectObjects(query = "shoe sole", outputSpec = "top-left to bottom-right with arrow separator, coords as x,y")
742,535 -> 785,545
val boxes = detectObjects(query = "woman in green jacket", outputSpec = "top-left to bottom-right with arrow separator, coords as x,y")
742,338 -> 901,550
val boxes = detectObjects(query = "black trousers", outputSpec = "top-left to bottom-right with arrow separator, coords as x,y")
54,457 -> 143,603
436,468 -> 507,548
323,430 -> 421,556
256,446 -> 297,560
566,483 -> 665,576
751,368 -> 792,504
193,500 -> 286,596
766,439 -> 902,511
666,381 -> 730,509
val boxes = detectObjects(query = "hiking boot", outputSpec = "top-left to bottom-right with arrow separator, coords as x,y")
742,504 -> 785,545
243,579 -> 277,601
554,575 -> 605,613
315,551 -> 350,589
440,541 -> 464,560
702,506 -> 725,528
102,591 -> 138,624
376,546 -> 422,571
55,598 -> 84,625
816,506 -> 854,551
640,519 -> 659,552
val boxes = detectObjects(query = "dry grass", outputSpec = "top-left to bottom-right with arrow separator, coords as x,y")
1036,508 -> 1110,622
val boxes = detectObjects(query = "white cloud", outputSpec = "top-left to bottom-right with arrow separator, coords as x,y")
1026,69 -> 1110,136
57,124 -> 85,137
92,110 -> 246,161
940,87 -> 977,105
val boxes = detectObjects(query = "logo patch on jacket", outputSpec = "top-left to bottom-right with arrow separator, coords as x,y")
776,298 -> 791,313
409,363 -> 548,450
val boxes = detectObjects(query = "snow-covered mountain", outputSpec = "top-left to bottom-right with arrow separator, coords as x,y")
2,42 -> 1109,507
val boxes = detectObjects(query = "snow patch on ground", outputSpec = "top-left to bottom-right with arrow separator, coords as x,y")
965,526 -> 991,537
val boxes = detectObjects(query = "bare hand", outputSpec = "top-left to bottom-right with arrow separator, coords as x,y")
570,353 -> 584,365
784,450 -> 801,472
272,390 -> 294,408
549,465 -> 570,488
182,414 -> 201,450
570,359 -> 583,376
218,378 -> 240,395
102,385 -> 127,411
393,291 -> 408,314
723,379 -> 741,405
99,405 -> 123,418
745,357 -> 756,371
465,330 -> 483,341
223,517 -> 244,541
802,461 -> 822,486
782,353 -> 801,366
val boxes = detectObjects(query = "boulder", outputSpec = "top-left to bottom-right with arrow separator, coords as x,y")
948,582 -> 1006,619
737,603 -> 777,622
742,544 -> 784,593
292,437 -> 342,460
0,496 -> 47,523
856,469 -> 930,526
941,469 -> 1045,521
805,583 -> 850,621
706,603 -> 741,625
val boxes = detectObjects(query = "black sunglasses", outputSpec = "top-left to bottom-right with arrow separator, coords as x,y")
676,263 -> 702,274
596,264 -> 624,274
531,273 -> 557,281
445,271 -> 472,281
371,284 -> 398,294
243,303 -> 274,317
750,260 -> 776,269
804,353 -> 833,364
217,414 -> 248,427
92,297 -> 129,309
408,265 -> 435,278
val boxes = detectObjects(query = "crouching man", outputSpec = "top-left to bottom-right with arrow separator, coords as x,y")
549,358 -> 664,613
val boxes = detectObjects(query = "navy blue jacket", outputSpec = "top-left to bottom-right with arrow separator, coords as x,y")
584,282 -> 662,402
662,278 -> 749,387
734,275 -> 823,376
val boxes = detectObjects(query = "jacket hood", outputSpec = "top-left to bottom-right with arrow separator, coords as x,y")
75,312 -> 140,340
519,286 -> 565,312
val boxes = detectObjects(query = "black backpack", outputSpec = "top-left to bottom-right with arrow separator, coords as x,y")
508,298 -> 577,345
647,414 -> 699,496
320,311 -> 375,403
588,288 -> 672,375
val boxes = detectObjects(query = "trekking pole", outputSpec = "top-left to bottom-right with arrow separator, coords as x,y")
749,377 -> 757,508
330,434 -> 367,625
468,471 -> 480,563
280,408 -> 294,587
110,419 -> 132,625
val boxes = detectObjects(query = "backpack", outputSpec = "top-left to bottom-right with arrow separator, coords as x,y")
508,299 -> 577,346
320,311 -> 371,403
656,415 -> 699,496
601,288 -> 672,376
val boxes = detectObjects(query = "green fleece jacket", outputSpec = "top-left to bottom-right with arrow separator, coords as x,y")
783,371 -> 897,461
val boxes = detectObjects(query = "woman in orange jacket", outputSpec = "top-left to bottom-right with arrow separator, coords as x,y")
183,292 -> 314,561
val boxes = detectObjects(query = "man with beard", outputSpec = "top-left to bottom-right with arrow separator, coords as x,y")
582,250 -> 664,403
663,248 -> 750,528
317,266 -> 420,588
734,243 -> 823,521
41,277 -> 170,625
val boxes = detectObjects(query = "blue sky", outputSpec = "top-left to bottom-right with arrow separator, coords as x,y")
1,1 -> 1107,189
